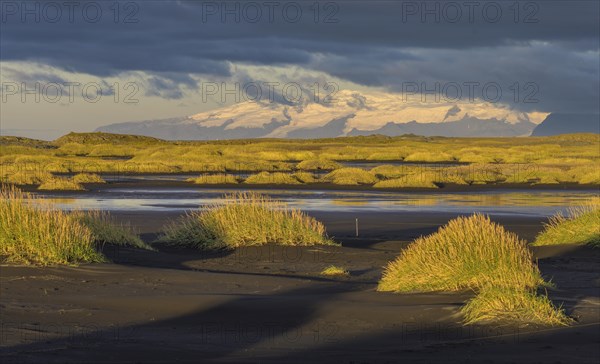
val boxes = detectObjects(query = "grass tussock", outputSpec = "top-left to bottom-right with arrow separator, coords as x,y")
373,175 -> 439,189
72,173 -> 106,183
0,186 -> 104,265
187,174 -> 239,184
532,197 -> 600,247
293,171 -> 318,183
320,265 -> 349,277
296,159 -> 342,171
378,214 -> 543,292
0,186 -> 150,265
74,210 -> 153,250
160,192 -> 335,249
38,177 -> 85,191
378,214 -> 570,326
4,170 -> 54,185
244,172 -> 301,184
461,287 -> 571,326
322,168 -> 379,185
403,152 -> 456,163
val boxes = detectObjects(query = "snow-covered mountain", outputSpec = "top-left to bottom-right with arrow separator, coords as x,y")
97,90 -> 547,139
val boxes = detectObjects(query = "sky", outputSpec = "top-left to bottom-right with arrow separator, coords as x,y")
1,0 -> 599,139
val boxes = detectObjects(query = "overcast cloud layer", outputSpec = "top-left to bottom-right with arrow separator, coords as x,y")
0,0 -> 599,136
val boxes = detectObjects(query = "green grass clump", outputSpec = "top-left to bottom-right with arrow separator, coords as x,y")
160,192 -> 335,249
322,168 -> 379,185
74,210 -> 153,250
378,214 -> 543,292
296,159 -> 342,171
320,265 -> 349,277
72,173 -> 106,183
38,177 -> 85,191
0,186 -> 104,265
186,174 -> 239,184
461,287 -> 571,326
532,198 -> 600,247
244,172 -> 301,185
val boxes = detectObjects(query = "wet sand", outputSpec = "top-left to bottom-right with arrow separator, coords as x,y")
1,212 -> 599,363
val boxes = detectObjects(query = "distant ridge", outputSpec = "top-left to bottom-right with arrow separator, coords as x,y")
531,113 -> 599,136
96,89 -> 546,139
53,132 -> 165,146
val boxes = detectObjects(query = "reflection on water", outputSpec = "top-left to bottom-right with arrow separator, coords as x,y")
32,187 -> 599,217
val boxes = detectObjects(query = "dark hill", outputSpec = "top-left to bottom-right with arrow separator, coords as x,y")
531,113 -> 599,136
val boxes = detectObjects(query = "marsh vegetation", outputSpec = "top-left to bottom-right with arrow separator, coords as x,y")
1,132 -> 598,190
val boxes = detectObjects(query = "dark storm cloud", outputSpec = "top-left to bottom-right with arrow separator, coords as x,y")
1,0 -> 598,111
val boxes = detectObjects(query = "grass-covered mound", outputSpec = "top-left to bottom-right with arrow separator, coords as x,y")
244,172 -> 301,185
293,171 -> 318,183
373,174 -> 439,189
53,131 -> 163,146
403,151 -> 456,163
160,192 -> 335,249
4,171 -> 54,185
74,210 -> 153,251
296,159 -> 341,171
322,168 -> 379,185
72,173 -> 106,184
532,198 -> 600,247
0,186 -> 103,265
320,265 -> 349,277
38,177 -> 85,191
378,214 -> 568,325
378,214 -> 543,292
0,186 -> 149,265
461,287 -> 571,326
186,174 -> 239,184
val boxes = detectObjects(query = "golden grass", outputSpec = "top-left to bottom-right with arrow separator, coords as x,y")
322,168 -> 379,185
3,170 -> 54,185
38,177 -> 85,191
2,132 -> 598,186
244,172 -> 301,184
296,159 -> 342,170
293,171 -> 318,183
186,174 -> 239,184
532,197 -> 600,247
72,173 -> 106,183
74,210 -> 153,250
160,192 -> 336,249
461,287 -> 571,326
370,165 -> 408,179
0,186 -> 151,265
373,174 -> 439,188
378,214 -> 570,326
378,214 -> 544,293
0,186 -> 104,265
320,265 -> 349,277
404,152 -> 456,163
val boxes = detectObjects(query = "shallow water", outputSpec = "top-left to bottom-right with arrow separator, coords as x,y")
32,187 -> 598,217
